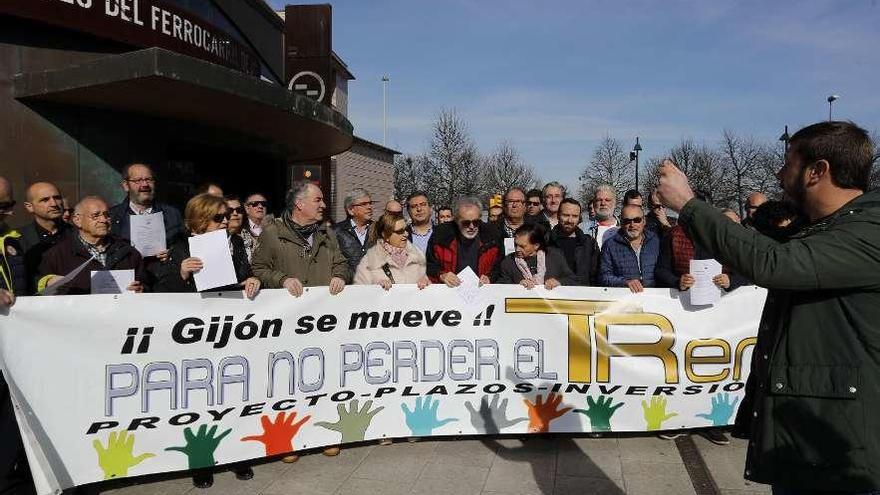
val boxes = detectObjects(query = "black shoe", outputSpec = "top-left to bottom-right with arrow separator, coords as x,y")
192,472 -> 214,489
235,466 -> 254,481
700,429 -> 730,446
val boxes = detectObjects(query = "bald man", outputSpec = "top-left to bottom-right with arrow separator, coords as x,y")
742,192 -> 768,228
39,196 -> 145,295
19,182 -> 70,294
384,199 -> 403,215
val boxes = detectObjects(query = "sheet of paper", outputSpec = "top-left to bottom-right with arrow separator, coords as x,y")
503,237 -> 515,256
456,266 -> 483,307
43,254 -> 95,296
130,212 -> 167,257
689,259 -> 723,305
90,270 -> 135,294
188,229 -> 238,292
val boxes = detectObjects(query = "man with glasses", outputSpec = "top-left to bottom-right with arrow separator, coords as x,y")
525,189 -> 543,217
490,187 -> 551,244
109,163 -> 184,260
0,177 -> 32,495
598,204 -> 660,293
334,188 -> 375,276
18,182 -> 71,294
405,191 -> 434,253
741,191 -> 768,229
426,196 -> 502,286
38,196 -> 145,295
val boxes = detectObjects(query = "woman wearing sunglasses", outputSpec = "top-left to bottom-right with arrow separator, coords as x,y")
354,212 -> 431,290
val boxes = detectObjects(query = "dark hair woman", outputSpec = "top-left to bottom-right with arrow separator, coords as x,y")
497,223 -> 575,290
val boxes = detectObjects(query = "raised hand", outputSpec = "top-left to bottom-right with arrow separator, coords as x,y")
642,396 -> 678,431
464,395 -> 528,434
315,400 -> 385,443
655,159 -> 696,212
573,395 -> 624,432
93,430 -> 155,480
241,411 -> 311,456
696,393 -> 740,426
524,393 -> 573,433
401,397 -> 457,436
165,424 -> 232,469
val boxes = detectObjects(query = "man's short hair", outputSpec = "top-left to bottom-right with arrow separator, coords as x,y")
437,205 -> 452,214
453,196 -> 483,216
788,121 -> 875,191
121,163 -> 153,180
560,197 -> 582,211
622,189 -> 642,205
343,188 -> 371,212
285,180 -> 314,214
525,188 -> 542,200
593,184 -> 617,201
541,181 -> 566,199
503,187 -> 526,201
405,191 -> 430,207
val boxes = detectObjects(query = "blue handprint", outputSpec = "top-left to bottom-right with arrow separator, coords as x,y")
401,397 -> 458,436
696,393 -> 740,426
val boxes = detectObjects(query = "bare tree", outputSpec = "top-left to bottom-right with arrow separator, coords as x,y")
578,135 -> 634,205
393,154 -> 424,200
484,140 -> 538,195
720,130 -> 774,217
420,109 -> 485,206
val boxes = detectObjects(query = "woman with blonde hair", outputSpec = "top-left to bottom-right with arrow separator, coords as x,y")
354,212 -> 430,289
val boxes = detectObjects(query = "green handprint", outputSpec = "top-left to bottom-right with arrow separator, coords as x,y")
165,424 -> 232,469
314,400 -> 385,443
696,393 -> 740,426
642,396 -> 678,431
573,395 -> 624,432
93,430 -> 155,480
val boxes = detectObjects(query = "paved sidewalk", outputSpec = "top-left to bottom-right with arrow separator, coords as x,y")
92,435 -> 770,495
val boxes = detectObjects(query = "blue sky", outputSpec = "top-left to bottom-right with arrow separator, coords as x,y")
269,0 -> 880,191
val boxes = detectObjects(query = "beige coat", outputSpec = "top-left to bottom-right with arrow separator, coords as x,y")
252,217 -> 350,288
354,242 -> 426,285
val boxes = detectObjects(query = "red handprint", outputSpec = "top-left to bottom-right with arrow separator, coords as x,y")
241,411 -> 311,456
524,393 -> 572,433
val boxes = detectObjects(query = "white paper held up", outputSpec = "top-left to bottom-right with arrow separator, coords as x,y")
689,259 -> 723,305
90,270 -> 135,294
188,230 -> 237,292
130,212 -> 167,257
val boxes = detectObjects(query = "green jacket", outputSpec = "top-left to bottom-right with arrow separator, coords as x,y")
251,217 -> 350,289
679,190 -> 880,491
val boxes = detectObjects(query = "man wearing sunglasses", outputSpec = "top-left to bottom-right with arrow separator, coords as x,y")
525,189 -> 543,217
598,204 -> 660,293
334,188 -> 375,277
18,182 -> 71,294
38,196 -> 145,295
109,163 -> 184,261
426,196 -> 502,286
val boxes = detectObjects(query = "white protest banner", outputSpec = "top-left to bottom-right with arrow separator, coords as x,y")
0,285 -> 764,494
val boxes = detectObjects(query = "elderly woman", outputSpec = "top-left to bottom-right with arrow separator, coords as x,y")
225,195 -> 246,236
497,223 -> 575,290
354,212 -> 431,289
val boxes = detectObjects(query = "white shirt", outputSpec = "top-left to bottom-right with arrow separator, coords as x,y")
129,202 -> 153,215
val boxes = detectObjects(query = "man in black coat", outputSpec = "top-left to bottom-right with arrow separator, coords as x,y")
333,188 -> 375,277
18,182 -> 70,294
548,198 -> 599,286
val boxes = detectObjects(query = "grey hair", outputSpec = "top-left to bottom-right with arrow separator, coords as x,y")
453,196 -> 483,216
343,188 -> 371,212
541,181 -> 566,199
593,184 -> 617,202
74,195 -> 107,215
285,180 -> 315,215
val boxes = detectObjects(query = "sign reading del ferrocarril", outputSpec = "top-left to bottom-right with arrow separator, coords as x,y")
0,285 -> 763,494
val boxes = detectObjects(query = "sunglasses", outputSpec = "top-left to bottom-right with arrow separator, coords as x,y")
212,211 -> 232,223
621,217 -> 644,225
391,228 -> 407,235
458,219 -> 480,228
228,206 -> 245,214
246,201 -> 268,208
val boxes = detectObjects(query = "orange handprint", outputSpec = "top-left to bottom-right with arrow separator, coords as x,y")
241,411 -> 311,456
524,393 -> 573,433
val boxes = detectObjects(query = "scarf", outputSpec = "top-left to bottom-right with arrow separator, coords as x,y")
514,251 -> 546,284
284,215 -> 320,247
380,239 -> 409,268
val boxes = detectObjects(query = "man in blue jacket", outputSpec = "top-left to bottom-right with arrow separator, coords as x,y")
598,204 -> 660,293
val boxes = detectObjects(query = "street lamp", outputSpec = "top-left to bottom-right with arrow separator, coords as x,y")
382,75 -> 390,145
779,124 -> 790,154
827,94 -> 840,121
630,137 -> 642,193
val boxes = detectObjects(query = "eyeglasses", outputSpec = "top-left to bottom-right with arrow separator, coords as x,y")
391,228 -> 407,235
246,201 -> 268,208
0,200 -> 16,212
212,211 -> 232,223
351,201 -> 376,208
228,206 -> 245,214
86,211 -> 111,220
621,217 -> 644,225
505,199 -> 525,205
458,219 -> 480,228
125,177 -> 155,184
408,201 -> 428,209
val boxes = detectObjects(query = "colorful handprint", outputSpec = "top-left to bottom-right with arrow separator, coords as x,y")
464,395 -> 528,434
642,396 -> 678,431
241,411 -> 311,456
315,400 -> 384,443
401,397 -> 457,436
165,424 -> 231,469
524,393 -> 572,433
696,393 -> 739,426
573,395 -> 624,432
93,430 -> 155,480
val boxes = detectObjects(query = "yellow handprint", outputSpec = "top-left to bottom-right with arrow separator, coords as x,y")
93,430 -> 155,480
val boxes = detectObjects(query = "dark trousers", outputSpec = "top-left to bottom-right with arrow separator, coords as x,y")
0,373 -> 31,494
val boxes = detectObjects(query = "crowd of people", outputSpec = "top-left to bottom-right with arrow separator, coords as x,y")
1,121 -> 875,494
